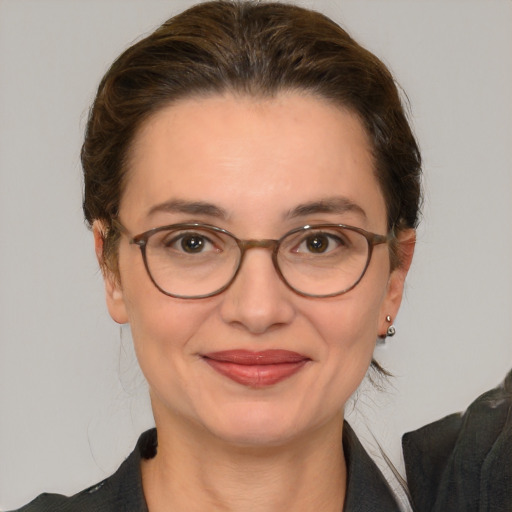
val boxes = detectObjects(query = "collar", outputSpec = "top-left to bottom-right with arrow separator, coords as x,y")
104,423 -> 400,512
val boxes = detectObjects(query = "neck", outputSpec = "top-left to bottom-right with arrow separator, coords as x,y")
141,412 -> 346,512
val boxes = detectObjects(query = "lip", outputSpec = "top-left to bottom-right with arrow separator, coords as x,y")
202,350 -> 310,388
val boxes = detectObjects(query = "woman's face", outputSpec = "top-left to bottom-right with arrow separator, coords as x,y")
97,92 -> 411,447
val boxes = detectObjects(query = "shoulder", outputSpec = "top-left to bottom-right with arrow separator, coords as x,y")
403,369 -> 512,512
8,429 -> 157,512
9,480 -> 110,512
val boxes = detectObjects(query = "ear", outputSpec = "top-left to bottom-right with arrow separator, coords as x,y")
92,221 -> 129,325
378,229 -> 416,336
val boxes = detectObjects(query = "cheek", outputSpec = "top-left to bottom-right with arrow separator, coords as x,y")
125,293 -> 217,359
117,250 -> 217,378
124,293 -> 222,415
308,297 -> 380,364
304,265 -> 390,394
308,303 -> 377,409
309,264 -> 389,349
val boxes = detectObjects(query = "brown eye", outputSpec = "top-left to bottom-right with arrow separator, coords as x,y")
159,231 -> 218,255
294,232 -> 347,255
305,235 -> 330,253
180,234 -> 206,253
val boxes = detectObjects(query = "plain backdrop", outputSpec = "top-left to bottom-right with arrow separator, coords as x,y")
1,0 -> 511,509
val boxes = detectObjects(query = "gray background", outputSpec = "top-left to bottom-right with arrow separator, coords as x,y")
1,0 -> 511,509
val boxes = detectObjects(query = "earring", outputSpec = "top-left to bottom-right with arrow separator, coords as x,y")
385,315 -> 396,337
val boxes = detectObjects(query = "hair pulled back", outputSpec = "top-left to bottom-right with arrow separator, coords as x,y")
82,0 -> 422,271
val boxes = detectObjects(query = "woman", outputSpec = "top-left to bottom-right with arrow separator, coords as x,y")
7,1 -> 511,511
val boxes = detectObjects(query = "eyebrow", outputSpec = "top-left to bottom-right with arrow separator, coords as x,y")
146,196 -> 366,223
147,199 -> 228,219
286,197 -> 367,221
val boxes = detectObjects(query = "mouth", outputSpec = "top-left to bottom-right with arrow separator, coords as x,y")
202,350 -> 311,388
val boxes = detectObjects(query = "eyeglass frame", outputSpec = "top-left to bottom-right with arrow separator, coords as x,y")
112,219 -> 395,299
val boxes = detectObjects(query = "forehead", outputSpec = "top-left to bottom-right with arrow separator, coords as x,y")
122,92 -> 387,232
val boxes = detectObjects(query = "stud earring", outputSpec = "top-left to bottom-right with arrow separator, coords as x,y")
385,315 -> 396,337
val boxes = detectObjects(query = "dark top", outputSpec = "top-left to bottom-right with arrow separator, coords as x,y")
403,369 -> 512,512
10,370 -> 512,512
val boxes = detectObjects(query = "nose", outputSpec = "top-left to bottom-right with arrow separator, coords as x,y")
219,248 -> 296,335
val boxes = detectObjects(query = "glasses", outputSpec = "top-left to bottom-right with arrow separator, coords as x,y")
115,221 -> 394,299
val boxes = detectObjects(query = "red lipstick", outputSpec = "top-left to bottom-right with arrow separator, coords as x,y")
202,350 -> 310,388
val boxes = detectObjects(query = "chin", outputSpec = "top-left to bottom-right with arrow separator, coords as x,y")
200,401 -> 319,448
211,423 -> 301,449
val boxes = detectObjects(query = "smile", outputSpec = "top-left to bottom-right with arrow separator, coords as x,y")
202,350 -> 310,388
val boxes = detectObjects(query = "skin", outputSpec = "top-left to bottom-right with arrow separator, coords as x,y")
94,92 -> 414,512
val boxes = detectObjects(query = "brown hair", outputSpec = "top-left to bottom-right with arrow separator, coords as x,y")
82,0 -> 421,273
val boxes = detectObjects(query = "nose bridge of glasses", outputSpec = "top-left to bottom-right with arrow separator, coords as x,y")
235,238 -> 281,273
231,238 -> 285,292
238,238 -> 279,252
